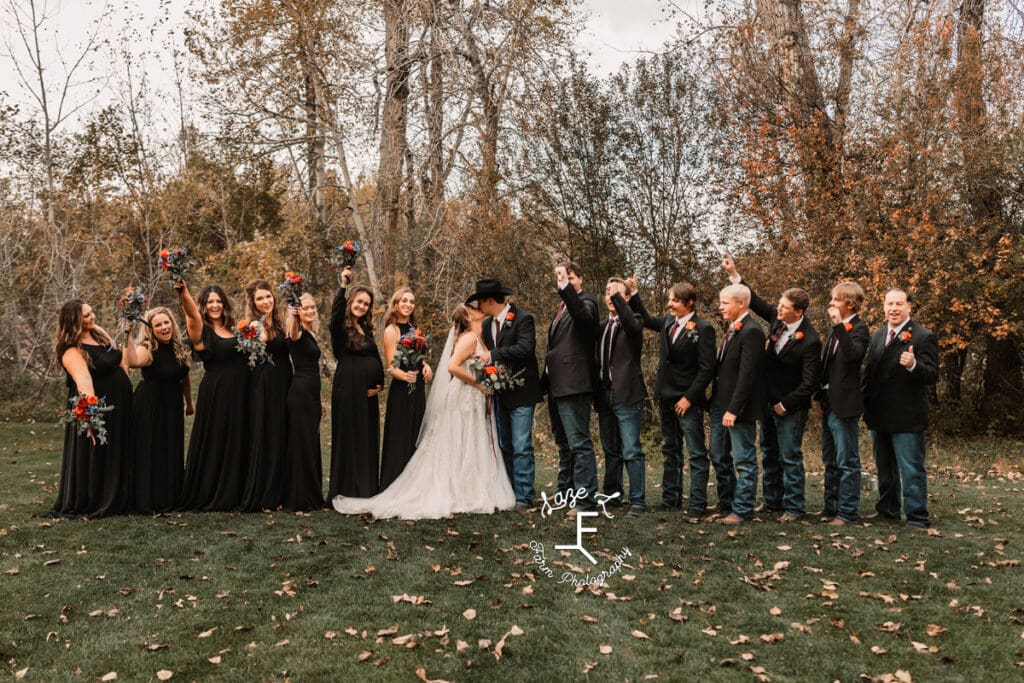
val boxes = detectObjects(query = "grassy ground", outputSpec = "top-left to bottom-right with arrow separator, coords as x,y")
1,420 -> 1023,682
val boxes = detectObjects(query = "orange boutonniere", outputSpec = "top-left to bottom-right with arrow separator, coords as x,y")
900,330 -> 912,342
843,322 -> 853,332
685,320 -> 697,331
506,312 -> 515,323
732,321 -> 743,331
792,331 -> 804,341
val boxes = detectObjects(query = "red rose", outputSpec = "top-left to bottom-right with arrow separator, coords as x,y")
506,312 -> 515,322
843,322 -> 853,332
901,330 -> 912,341
733,321 -> 743,331
86,395 -> 99,406
400,338 -> 414,348
685,320 -> 697,330
484,365 -> 498,376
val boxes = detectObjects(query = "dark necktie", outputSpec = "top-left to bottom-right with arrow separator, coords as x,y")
552,302 -> 567,329
886,328 -> 896,347
719,327 -> 733,361
602,320 -> 616,384
668,320 -> 680,343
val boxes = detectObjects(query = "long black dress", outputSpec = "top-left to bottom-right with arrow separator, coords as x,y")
130,342 -> 189,514
53,344 -> 133,517
239,333 -> 292,511
328,287 -> 384,499
179,325 -> 250,511
379,322 -> 427,490
283,329 -> 324,510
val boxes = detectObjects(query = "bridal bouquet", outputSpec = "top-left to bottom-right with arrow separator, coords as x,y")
391,327 -> 428,394
157,247 -> 196,286
235,317 -> 271,368
113,286 -> 149,347
470,358 -> 525,393
62,394 -> 114,446
277,271 -> 305,307
332,240 -> 361,269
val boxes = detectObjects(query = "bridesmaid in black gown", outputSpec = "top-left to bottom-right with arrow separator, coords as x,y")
177,282 -> 250,511
282,293 -> 324,510
238,279 -> 292,511
379,287 -> 433,490
125,307 -> 193,514
328,265 -> 384,499
52,299 -> 133,517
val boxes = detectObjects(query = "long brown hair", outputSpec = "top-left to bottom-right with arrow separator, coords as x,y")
383,287 -> 415,328
138,307 -> 191,367
345,285 -> 375,349
197,285 -> 236,330
245,279 -> 282,340
55,299 -> 112,367
451,304 -> 471,336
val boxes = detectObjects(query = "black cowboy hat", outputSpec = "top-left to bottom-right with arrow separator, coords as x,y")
465,278 -> 515,305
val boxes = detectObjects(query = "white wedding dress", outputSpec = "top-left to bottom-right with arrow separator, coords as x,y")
332,330 -> 515,519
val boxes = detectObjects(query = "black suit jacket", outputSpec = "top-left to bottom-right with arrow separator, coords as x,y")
630,294 -> 716,406
483,304 -> 542,408
712,313 -> 765,422
862,320 -> 939,433
815,315 -> 869,419
544,286 -> 599,398
747,284 -> 822,412
595,294 -> 646,406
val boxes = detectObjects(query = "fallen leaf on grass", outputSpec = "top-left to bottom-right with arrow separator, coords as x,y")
493,625 -> 524,661
101,673 -> 117,681
456,640 -> 469,653
376,625 -> 399,636
730,635 -> 750,645
599,644 -> 612,655
769,606 -> 782,616
871,646 -> 888,655
414,668 -> 452,683
926,624 -> 948,637
581,614 -> 600,624
4,567 -> 19,575
911,641 -> 938,654
875,622 -> 902,634
702,627 -> 718,637
392,634 -> 417,646
759,632 -> 784,644
582,661 -> 598,673
207,656 -> 221,664
632,630 -> 650,640
463,608 -> 477,620
391,594 -> 431,606
14,668 -> 28,680
156,671 -> 173,681
144,643 -> 169,651
197,628 -> 216,638
324,631 -> 338,641
357,651 -> 373,662
274,639 -> 289,647
741,652 -> 756,662
478,639 -> 491,649
43,559 -> 61,566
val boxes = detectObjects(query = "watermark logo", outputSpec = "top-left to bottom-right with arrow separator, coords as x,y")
528,487 -> 634,587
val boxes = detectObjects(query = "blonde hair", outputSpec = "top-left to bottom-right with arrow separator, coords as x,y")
832,281 -> 865,312
299,293 -> 320,334
384,287 -> 415,328
720,284 -> 751,306
138,307 -> 191,368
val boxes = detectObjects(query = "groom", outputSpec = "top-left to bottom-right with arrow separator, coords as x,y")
469,279 -> 542,511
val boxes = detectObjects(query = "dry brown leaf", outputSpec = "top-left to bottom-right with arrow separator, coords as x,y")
324,631 -> 338,641
156,671 -> 173,681
911,641 -> 938,654
101,673 -> 117,682
392,634 -> 417,646
463,608 -> 477,620
197,628 -> 216,638
599,644 -> 613,655
207,656 -> 221,664
582,661 -> 598,673
478,639 -> 491,649
357,651 -> 373,662
274,639 -> 289,647
871,645 -> 888,655
730,635 -> 751,645
14,668 -> 28,680
759,632 -> 784,644
769,606 -> 782,616
414,667 -> 452,683
377,625 -> 399,636
631,630 -> 650,640
875,622 -> 902,633
741,653 -> 755,661
926,624 -> 948,637
4,567 -> 20,575
581,614 -> 600,624
701,627 -> 718,637
456,640 -> 469,653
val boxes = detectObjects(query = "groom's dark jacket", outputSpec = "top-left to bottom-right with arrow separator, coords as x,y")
483,303 -> 542,408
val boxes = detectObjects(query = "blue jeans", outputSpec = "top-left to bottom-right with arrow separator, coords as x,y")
821,409 -> 861,522
495,398 -> 536,507
773,409 -> 808,517
658,399 -> 709,511
872,430 -> 928,526
707,406 -> 738,512
759,408 -> 781,509
549,393 -> 598,510
597,390 -> 646,509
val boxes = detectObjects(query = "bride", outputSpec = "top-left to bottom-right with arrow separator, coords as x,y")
332,303 -> 515,519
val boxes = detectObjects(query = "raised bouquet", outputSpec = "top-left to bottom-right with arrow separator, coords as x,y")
332,240 -> 361,269
391,327 -> 428,394
278,271 -> 305,307
113,286 -> 148,346
469,358 -> 526,393
158,247 -> 196,285
235,317 -> 270,368
62,394 -> 114,446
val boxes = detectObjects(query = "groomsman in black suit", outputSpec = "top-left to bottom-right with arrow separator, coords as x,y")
543,262 -> 600,511
862,288 -> 939,529
595,278 -> 648,516
471,279 -> 543,511
629,281 -> 717,515
815,281 -> 869,525
713,284 -> 765,524
724,257 -> 821,522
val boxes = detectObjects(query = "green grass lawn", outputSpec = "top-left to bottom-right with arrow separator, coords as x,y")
1,420 -> 1022,681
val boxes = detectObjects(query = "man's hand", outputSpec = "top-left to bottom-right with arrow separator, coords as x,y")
555,265 -> 568,289
625,274 -> 639,295
722,253 -> 738,279
900,344 -> 915,370
722,411 -> 737,428
773,402 -> 786,416
674,396 -> 691,416
827,306 -> 842,324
